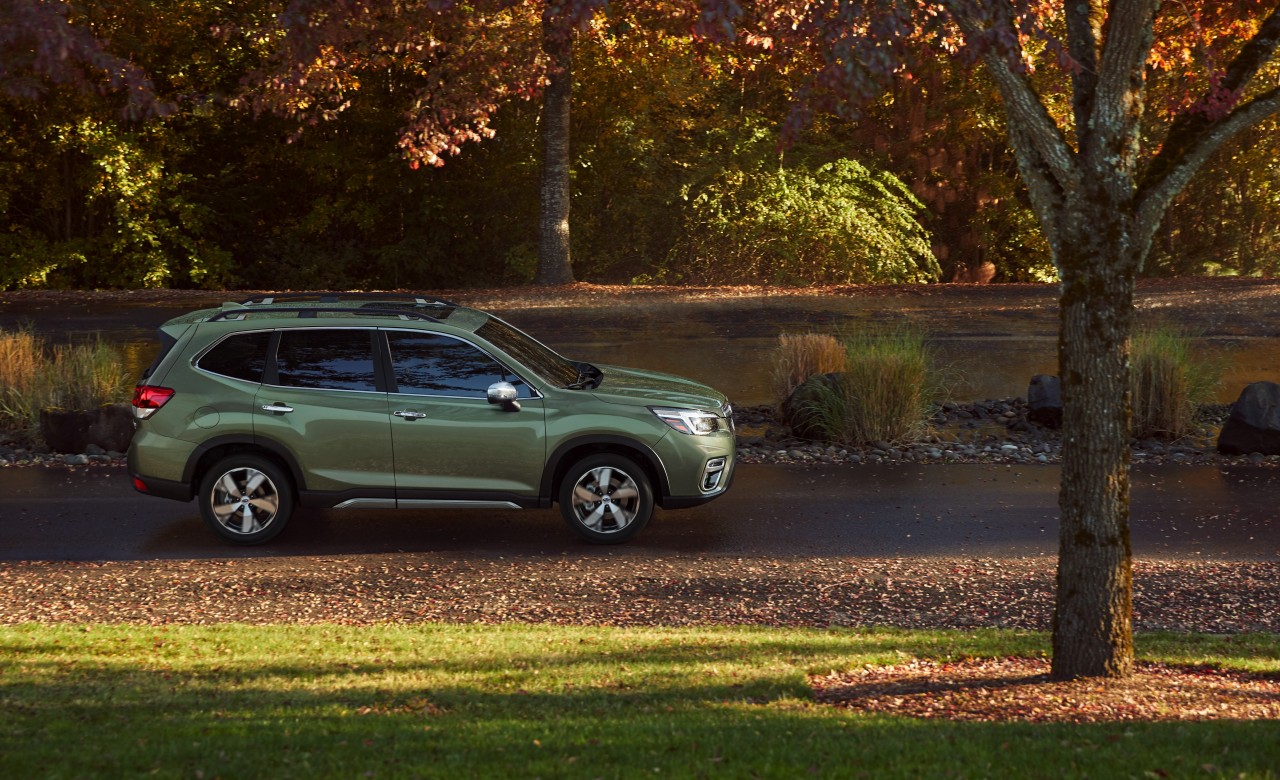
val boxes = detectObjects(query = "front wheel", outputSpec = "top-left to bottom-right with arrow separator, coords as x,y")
558,454 -> 654,544
198,454 -> 294,545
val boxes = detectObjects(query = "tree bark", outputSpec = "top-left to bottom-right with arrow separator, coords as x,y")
536,15 -> 575,286
1051,201 -> 1139,679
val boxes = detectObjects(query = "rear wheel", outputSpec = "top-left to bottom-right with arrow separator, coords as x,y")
198,455 -> 294,545
558,454 -> 654,544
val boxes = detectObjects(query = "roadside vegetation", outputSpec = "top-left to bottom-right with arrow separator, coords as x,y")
0,327 -> 132,446
774,323 -> 1227,448
771,333 -> 847,406
1131,326 -> 1223,440
779,327 -> 942,446
1,624 -> 1277,778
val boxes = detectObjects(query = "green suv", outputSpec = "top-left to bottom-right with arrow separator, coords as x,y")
128,294 -> 735,545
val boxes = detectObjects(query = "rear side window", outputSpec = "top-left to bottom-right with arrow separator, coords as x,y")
196,332 -> 271,383
276,329 -> 378,392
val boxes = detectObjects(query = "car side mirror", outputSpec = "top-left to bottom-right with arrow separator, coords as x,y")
487,381 -> 521,412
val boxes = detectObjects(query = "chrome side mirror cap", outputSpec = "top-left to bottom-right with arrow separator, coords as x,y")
487,381 -> 521,412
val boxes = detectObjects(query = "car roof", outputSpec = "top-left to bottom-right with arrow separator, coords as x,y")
162,294 -> 492,334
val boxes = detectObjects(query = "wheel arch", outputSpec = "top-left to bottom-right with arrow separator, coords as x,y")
183,435 -> 304,497
542,435 -> 671,504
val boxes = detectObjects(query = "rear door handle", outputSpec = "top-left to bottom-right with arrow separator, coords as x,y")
393,410 -> 428,420
261,403 -> 294,414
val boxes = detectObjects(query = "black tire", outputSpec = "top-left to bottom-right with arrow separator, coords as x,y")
558,454 -> 654,544
198,454 -> 294,545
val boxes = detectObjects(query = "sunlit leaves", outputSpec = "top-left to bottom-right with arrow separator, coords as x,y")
669,156 -> 939,285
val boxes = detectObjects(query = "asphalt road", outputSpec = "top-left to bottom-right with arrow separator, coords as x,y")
2,463 -> 1277,562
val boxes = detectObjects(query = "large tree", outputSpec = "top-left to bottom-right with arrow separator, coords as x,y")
240,0 -> 615,286
721,0 -> 1280,679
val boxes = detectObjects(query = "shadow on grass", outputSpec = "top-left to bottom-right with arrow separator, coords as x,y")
2,626 -> 1278,777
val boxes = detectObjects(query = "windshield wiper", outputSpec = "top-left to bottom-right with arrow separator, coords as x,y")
565,363 -> 600,390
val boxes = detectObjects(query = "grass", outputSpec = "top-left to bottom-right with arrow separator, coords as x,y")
1,624 -> 1277,779
795,327 -> 939,445
771,332 -> 847,405
1130,327 -> 1222,440
0,327 -> 132,445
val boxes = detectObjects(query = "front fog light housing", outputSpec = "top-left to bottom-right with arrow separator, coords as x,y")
651,407 -> 725,436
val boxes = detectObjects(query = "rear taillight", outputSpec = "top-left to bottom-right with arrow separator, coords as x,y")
132,385 -> 175,420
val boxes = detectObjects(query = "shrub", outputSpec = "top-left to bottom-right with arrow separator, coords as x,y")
1130,327 -> 1221,440
795,327 -> 937,445
0,329 -> 132,446
668,159 -> 941,286
771,333 -> 847,406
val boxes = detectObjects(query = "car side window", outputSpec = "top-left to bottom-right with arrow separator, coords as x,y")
197,331 -> 271,383
387,331 -> 529,398
275,329 -> 378,392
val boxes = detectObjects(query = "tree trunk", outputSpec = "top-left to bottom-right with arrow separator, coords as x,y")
1050,203 -> 1138,680
536,15 -> 574,286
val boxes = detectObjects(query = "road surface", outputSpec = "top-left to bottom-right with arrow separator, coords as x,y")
2,463 -> 1277,562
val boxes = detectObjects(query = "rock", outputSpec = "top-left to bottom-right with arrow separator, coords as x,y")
1218,382 -> 1280,455
63,454 -> 90,466
39,404 -> 134,454
1027,375 -> 1063,428
780,373 -> 845,441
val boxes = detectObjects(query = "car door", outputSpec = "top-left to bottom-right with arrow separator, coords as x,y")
253,327 -> 395,495
383,329 -> 545,498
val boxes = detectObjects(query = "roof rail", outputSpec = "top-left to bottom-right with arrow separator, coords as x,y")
240,292 -> 458,307
207,306 -> 443,323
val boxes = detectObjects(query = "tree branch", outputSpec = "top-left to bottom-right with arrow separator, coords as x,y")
1135,85 -> 1280,264
1089,0 -> 1159,169
1144,6 -> 1280,191
1065,0 -> 1104,147
948,1 -> 1081,194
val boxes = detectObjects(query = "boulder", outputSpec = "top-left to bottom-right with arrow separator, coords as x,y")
1026,374 -> 1062,429
781,372 -> 845,441
39,403 -> 134,454
1217,381 -> 1280,455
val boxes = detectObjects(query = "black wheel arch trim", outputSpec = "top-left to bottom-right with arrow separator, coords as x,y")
542,435 -> 672,503
181,434 -> 307,493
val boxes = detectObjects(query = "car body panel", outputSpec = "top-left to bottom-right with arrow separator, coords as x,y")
252,384 -> 395,492
588,364 -> 730,411
389,394 -> 546,494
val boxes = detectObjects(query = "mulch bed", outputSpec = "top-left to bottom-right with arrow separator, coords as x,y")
813,657 -> 1280,723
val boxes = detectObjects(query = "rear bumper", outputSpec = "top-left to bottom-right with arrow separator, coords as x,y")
129,472 -> 193,502
127,431 -> 195,502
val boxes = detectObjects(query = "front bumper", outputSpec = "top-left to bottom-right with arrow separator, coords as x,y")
653,430 -> 736,509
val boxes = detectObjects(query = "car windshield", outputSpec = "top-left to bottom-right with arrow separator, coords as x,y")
476,316 -> 581,388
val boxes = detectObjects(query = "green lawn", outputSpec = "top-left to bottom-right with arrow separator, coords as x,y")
1,625 -> 1277,778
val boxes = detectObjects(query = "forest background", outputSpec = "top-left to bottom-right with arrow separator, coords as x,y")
2,0 -> 1277,292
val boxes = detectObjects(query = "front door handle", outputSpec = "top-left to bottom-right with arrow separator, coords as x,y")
261,403 -> 294,414
393,410 -> 428,420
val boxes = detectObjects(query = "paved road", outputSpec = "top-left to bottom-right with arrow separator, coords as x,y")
2,463 -> 1277,562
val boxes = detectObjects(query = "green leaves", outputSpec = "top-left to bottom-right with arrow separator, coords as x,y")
669,157 -> 940,285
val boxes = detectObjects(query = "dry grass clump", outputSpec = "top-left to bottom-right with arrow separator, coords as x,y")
1130,327 -> 1220,440
771,333 -> 847,405
791,327 -> 938,446
0,327 -> 131,445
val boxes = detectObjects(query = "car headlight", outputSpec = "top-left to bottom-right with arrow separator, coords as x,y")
650,407 -> 728,436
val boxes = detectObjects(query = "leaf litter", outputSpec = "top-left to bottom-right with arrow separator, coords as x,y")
1,554 -> 1277,722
